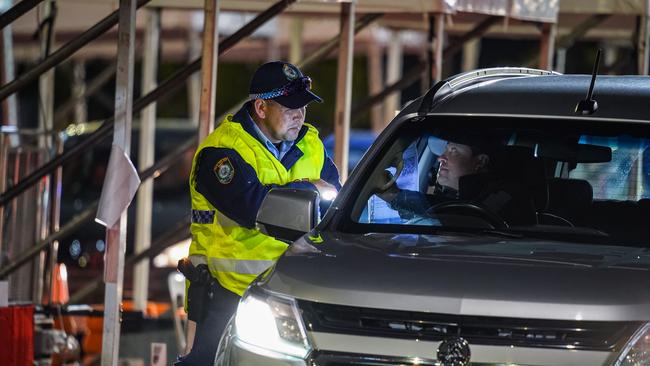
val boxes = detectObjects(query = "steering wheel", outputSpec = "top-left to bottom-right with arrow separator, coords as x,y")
429,201 -> 509,230
379,158 -> 404,191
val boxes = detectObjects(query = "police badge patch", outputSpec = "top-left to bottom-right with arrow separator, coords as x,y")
214,157 -> 234,184
282,63 -> 298,80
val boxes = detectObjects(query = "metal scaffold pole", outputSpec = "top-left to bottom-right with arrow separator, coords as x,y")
133,7 -> 160,313
639,0 -> 650,75
0,0 -> 18,136
334,0 -> 355,182
431,13 -> 444,84
539,22 -> 557,71
198,0 -> 220,141
185,0 -> 220,353
101,0 -> 137,364
289,17 -> 303,64
366,26 -> 384,132
384,29 -> 402,124
35,0 -> 56,304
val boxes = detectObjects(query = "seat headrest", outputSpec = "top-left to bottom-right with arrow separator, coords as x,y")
547,178 -> 593,211
492,146 -> 548,209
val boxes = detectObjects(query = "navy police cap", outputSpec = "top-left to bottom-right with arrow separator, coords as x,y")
249,61 -> 323,109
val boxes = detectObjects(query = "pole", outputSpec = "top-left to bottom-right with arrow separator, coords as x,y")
383,29 -> 402,123
0,134 -> 7,263
0,0 -> 18,145
289,17 -> 303,64
72,61 -> 87,123
333,1 -> 355,182
35,0 -> 56,304
367,26 -> 383,132
101,0 -> 136,364
184,0 -> 219,352
133,7 -> 159,313
539,22 -> 557,70
638,2 -> 650,75
187,23 -> 201,126
555,47 -> 566,73
38,0 -> 55,148
197,0 -> 219,141
46,134 -> 63,304
461,38 -> 480,72
432,13 -> 444,84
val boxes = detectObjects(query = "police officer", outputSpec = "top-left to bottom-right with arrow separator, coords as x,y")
175,61 -> 341,366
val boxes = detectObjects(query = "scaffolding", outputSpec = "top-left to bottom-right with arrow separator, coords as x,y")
2,0 -> 649,364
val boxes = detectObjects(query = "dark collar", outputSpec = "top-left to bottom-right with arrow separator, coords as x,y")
458,172 -> 498,200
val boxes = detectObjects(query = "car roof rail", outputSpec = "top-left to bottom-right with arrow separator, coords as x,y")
417,67 -> 561,115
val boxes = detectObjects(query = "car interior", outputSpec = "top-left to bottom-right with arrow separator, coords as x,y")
351,115 -> 650,245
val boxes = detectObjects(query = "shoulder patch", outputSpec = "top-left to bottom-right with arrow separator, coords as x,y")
214,157 -> 235,184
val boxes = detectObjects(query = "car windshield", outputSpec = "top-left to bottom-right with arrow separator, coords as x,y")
345,115 -> 650,246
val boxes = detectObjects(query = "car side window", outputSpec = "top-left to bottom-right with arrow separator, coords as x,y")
358,142 -> 419,224
570,136 -> 650,201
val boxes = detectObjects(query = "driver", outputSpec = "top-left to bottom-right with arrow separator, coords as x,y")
377,135 -> 537,226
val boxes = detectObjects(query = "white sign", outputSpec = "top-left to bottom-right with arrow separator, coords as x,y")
95,144 -> 141,228
150,342 -> 167,366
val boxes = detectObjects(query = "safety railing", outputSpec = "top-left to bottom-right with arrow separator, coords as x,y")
0,0 -> 296,209
0,0 -> 384,304
0,0 -> 300,287
0,0 -> 151,103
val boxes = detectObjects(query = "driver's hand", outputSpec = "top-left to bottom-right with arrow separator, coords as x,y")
375,170 -> 399,202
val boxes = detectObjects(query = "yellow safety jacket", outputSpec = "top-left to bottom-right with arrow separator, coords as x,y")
188,115 -> 325,296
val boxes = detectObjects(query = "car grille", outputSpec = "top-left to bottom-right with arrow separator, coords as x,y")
310,351 -> 515,366
299,300 -> 640,352
310,351 -> 438,366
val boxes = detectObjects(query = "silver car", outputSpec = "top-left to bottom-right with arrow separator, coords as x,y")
216,68 -> 650,366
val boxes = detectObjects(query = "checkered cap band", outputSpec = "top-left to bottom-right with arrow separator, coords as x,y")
249,76 -> 312,100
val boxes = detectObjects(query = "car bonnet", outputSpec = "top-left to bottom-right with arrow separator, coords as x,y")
261,231 -> 650,321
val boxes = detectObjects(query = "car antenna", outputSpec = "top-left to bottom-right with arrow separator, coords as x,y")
574,48 -> 602,115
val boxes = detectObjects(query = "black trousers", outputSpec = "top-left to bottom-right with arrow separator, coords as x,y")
174,281 -> 241,366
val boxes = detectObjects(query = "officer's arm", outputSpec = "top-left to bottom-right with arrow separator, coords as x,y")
195,147 -> 317,229
321,150 -> 342,191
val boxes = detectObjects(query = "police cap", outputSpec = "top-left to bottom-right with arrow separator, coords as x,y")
249,61 -> 323,109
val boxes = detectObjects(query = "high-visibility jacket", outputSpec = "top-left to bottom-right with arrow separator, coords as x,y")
188,114 -> 326,296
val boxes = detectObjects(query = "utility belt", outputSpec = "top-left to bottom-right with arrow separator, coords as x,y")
177,257 -> 218,322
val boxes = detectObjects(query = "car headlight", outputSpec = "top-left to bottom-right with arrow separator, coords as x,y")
614,323 -> 650,366
234,288 -> 311,359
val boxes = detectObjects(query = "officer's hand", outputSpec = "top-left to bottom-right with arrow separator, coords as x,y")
311,179 -> 337,201
285,237 -> 321,256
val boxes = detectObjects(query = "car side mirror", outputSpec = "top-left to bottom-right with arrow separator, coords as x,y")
256,188 -> 320,242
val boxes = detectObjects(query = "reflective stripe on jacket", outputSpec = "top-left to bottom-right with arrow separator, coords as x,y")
188,115 -> 325,296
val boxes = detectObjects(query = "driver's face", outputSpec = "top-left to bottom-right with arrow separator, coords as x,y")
437,142 -> 481,190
